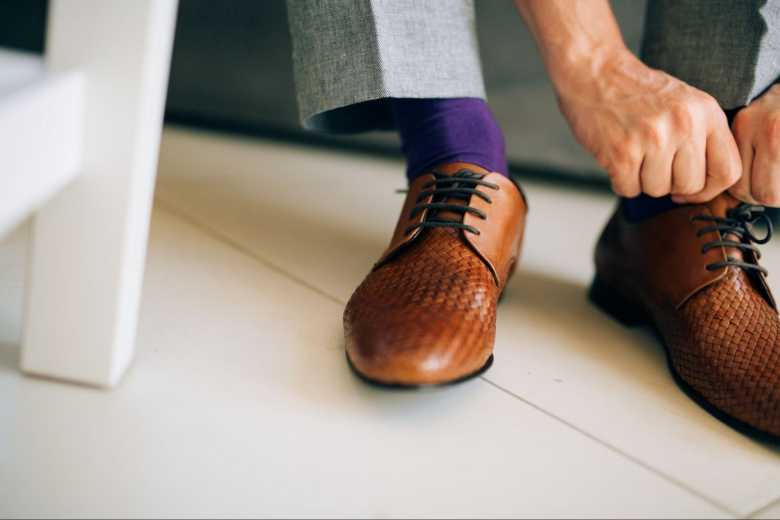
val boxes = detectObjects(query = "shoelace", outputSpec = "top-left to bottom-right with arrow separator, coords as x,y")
692,203 -> 773,275
403,170 -> 499,236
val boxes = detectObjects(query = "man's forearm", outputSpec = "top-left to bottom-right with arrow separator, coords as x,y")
513,0 -> 630,90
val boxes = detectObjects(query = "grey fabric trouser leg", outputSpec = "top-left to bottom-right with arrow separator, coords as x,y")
286,0 -> 485,133
287,0 -> 780,134
642,0 -> 780,109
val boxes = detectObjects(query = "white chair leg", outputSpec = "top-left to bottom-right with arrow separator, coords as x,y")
21,0 -> 178,387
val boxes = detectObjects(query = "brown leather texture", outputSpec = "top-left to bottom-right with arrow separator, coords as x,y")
594,194 -> 780,436
344,165 -> 527,385
464,173 -> 527,285
377,172 -> 435,265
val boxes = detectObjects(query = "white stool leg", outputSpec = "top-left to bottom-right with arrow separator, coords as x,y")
21,0 -> 178,387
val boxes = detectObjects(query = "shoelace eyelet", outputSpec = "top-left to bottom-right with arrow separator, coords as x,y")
692,203 -> 772,276
403,170 -> 497,237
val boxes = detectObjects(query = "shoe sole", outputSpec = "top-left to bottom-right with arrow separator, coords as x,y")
346,352 -> 494,390
588,275 -> 780,445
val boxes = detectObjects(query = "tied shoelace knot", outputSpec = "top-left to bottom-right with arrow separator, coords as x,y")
693,203 -> 773,275
403,170 -> 499,236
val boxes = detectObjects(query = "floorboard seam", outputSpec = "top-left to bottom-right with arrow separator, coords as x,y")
479,377 -> 739,518
156,196 -> 740,518
155,198 -> 345,307
748,496 -> 780,518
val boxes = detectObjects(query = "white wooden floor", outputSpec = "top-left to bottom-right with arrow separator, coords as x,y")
1,126 -> 780,518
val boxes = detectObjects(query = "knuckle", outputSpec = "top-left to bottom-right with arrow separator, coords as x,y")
608,148 -> 631,170
697,93 -> 721,113
639,120 -> 665,147
698,94 -> 729,126
669,103 -> 694,134
612,140 -> 641,167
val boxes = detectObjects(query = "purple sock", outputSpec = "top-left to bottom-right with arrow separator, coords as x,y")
623,108 -> 741,221
390,98 -> 508,181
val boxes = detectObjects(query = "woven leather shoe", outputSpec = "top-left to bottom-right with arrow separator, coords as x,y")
591,193 -> 780,439
344,162 -> 527,386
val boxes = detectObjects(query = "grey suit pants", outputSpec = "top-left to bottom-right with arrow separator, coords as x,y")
287,0 -> 780,133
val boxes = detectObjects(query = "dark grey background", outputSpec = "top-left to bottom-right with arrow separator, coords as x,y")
0,0 -> 648,185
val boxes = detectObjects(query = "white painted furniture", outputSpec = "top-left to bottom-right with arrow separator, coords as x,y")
0,0 -> 178,387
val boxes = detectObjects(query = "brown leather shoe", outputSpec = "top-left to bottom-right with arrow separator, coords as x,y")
343,162 -> 527,386
591,194 -> 780,439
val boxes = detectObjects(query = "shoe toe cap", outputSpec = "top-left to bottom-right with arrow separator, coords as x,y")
344,315 -> 493,386
676,335 -> 780,438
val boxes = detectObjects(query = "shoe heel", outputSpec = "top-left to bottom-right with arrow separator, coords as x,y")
588,276 -> 648,327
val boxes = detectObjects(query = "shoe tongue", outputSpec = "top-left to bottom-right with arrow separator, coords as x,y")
427,163 -> 490,224
434,162 -> 490,176
701,193 -> 746,261
703,192 -> 741,219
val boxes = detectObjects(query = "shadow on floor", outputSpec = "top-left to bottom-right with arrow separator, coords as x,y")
500,268 -> 780,453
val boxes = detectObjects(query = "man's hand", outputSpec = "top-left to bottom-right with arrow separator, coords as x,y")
730,84 -> 780,206
556,51 -> 742,201
514,0 -> 742,202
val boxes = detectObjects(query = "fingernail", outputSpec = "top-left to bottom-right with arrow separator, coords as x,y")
671,196 -> 685,203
